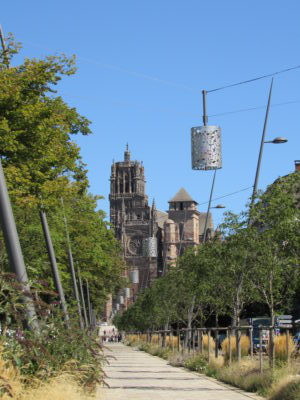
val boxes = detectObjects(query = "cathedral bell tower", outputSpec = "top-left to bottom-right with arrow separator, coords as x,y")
109,146 -> 158,295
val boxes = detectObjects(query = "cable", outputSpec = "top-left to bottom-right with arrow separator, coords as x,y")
209,100 -> 300,118
207,64 -> 300,93
198,186 -> 253,206
23,40 -> 197,93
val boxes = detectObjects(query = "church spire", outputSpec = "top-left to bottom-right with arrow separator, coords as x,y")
150,198 -> 157,237
124,143 -> 131,162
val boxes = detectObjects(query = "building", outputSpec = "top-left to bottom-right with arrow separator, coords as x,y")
109,147 -> 213,311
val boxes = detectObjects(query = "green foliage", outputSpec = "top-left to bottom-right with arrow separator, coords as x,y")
217,361 -> 274,395
138,342 -> 172,359
0,35 -> 125,313
0,35 -> 90,207
0,273 -> 103,391
183,354 -> 208,373
269,378 -> 300,400
116,172 -> 300,332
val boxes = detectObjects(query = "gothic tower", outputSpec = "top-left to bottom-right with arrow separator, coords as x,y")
109,146 -> 159,295
163,187 -> 214,264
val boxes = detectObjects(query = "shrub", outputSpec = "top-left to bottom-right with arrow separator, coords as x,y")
138,342 -> 172,360
269,377 -> 300,400
221,334 -> 250,360
184,354 -> 208,373
0,274 -> 103,392
217,360 -> 274,395
168,352 -> 190,367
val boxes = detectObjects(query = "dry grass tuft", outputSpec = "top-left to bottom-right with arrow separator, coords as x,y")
217,359 -> 273,395
20,374 -> 95,400
202,334 -> 215,351
273,334 -> 296,362
0,346 -> 22,399
221,334 -> 250,360
166,335 -> 179,348
268,375 -> 300,400
0,346 -> 96,400
209,354 -> 224,369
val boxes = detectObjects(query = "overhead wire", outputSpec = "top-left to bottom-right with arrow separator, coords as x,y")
198,186 -> 253,206
209,99 -> 300,118
207,64 -> 300,93
23,41 -> 300,96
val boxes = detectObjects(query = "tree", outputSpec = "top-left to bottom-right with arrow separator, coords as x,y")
0,36 -> 125,314
248,171 -> 300,366
0,41 -> 90,207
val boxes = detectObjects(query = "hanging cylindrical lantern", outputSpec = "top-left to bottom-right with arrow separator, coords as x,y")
191,125 -> 222,170
118,295 -> 124,305
116,303 -> 120,311
129,269 -> 139,284
142,237 -> 157,257
125,287 -> 131,298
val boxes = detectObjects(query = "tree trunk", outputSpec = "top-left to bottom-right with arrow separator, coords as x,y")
236,313 -> 241,363
162,321 -> 169,348
269,309 -> 275,369
215,313 -> 219,358
185,295 -> 195,350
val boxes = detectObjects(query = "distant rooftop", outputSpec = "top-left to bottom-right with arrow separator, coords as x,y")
169,188 -> 197,203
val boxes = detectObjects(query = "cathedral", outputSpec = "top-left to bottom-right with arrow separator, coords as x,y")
108,147 -> 213,313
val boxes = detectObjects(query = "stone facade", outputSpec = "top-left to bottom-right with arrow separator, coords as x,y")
108,147 -> 213,316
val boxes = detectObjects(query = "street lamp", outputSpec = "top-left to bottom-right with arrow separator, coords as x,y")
264,137 -> 288,144
192,90 -> 223,243
212,204 -> 226,209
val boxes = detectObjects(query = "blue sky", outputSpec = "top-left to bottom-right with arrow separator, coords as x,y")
3,1 -> 300,226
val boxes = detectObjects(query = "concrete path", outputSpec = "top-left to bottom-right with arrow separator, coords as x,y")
98,343 -> 263,400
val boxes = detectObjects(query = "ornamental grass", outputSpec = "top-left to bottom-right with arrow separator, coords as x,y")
273,334 -> 296,362
221,334 -> 250,360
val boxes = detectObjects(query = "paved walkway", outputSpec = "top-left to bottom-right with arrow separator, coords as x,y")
98,343 -> 263,400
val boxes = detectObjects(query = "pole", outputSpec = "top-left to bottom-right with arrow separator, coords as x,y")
85,279 -> 92,326
0,25 -> 9,67
202,169 -> 216,243
39,210 -> 69,325
77,266 -> 88,328
286,330 -> 290,365
201,88 -> 217,243
61,199 -> 84,329
0,161 -> 39,331
250,79 -> 273,206
250,327 -> 254,359
208,329 -> 211,363
228,327 -> 232,365
202,90 -> 208,126
259,327 -> 263,373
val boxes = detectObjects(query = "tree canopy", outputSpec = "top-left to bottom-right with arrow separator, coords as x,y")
115,171 -> 300,331
0,37 -> 125,314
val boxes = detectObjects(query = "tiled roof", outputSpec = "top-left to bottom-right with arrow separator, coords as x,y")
169,188 -> 196,203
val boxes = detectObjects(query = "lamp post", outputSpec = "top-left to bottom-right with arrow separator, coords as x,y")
0,161 -> 39,332
250,79 -> 287,208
